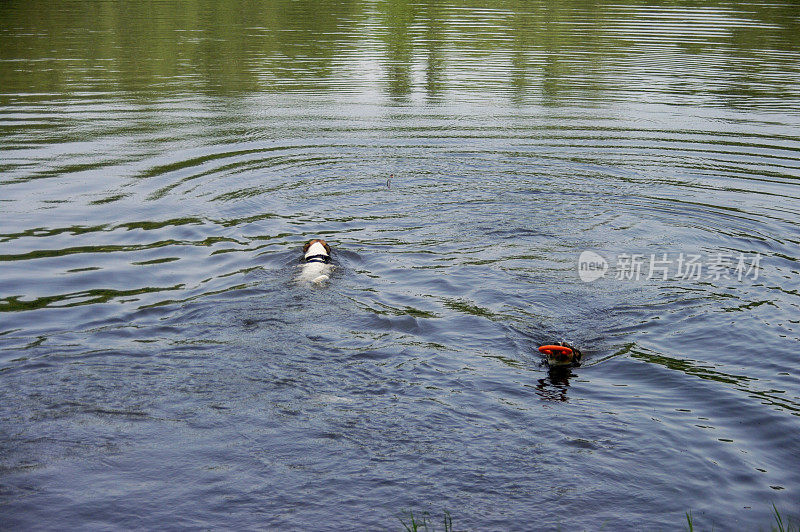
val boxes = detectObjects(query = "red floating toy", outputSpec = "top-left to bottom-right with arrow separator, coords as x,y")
538,345 -> 573,357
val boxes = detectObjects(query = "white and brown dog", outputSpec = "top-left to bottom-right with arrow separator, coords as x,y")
296,238 -> 333,285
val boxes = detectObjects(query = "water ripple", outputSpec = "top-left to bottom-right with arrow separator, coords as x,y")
2,0 -> 800,530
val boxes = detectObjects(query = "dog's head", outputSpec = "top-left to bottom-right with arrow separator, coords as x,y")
540,342 -> 582,367
303,238 -> 331,258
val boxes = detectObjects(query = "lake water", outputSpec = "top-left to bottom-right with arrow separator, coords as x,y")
1,1 -> 799,530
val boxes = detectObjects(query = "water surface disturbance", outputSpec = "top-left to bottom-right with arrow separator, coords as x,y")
1,1 -> 799,530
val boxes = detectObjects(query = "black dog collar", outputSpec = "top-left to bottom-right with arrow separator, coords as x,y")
304,254 -> 331,264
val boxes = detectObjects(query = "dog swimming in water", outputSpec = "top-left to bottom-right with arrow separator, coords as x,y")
296,238 -> 333,285
539,342 -> 582,367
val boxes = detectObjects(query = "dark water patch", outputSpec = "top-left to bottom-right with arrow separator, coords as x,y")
0,285 -> 186,312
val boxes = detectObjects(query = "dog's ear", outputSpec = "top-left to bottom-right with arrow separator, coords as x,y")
323,241 -> 331,255
303,241 -> 312,253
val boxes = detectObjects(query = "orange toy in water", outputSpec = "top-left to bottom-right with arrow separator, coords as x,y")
538,345 -> 573,357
